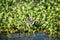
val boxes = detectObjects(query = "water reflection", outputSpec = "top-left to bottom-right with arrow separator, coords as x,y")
0,32 -> 59,40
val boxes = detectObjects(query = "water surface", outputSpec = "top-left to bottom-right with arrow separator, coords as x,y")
0,32 -> 59,40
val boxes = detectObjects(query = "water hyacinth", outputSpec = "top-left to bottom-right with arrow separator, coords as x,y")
0,0 -> 60,37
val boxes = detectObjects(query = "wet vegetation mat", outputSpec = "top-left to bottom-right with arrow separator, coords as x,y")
0,0 -> 60,40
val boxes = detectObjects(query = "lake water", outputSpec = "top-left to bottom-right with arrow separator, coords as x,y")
0,32 -> 59,40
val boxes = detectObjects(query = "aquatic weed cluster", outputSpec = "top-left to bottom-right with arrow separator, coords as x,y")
0,0 -> 60,36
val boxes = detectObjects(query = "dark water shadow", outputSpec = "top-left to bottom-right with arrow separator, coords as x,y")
0,32 -> 59,40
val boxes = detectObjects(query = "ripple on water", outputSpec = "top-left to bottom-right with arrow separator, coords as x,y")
0,32 -> 59,40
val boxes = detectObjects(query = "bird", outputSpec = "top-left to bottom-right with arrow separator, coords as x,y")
26,13 -> 35,26
26,13 -> 40,28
